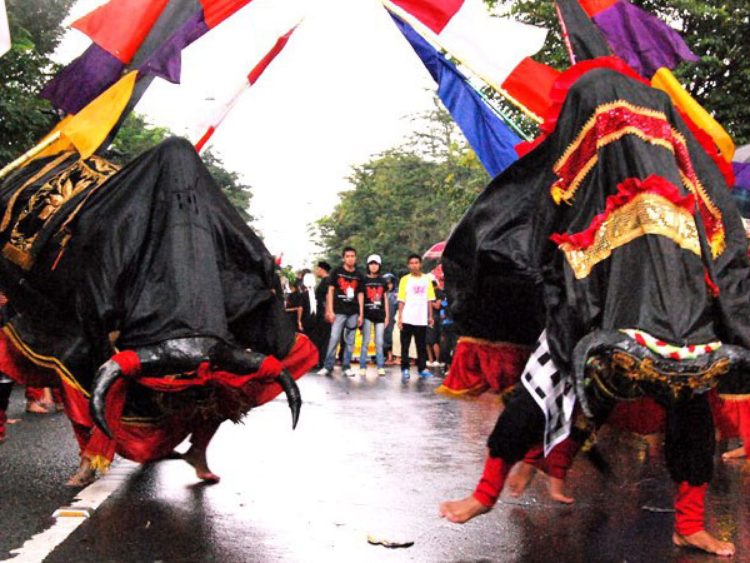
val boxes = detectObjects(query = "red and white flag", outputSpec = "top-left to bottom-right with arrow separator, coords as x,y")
195,24 -> 298,153
0,0 -> 11,58
384,0 -> 546,89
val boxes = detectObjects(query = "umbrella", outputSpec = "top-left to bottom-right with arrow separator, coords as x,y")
423,240 -> 446,260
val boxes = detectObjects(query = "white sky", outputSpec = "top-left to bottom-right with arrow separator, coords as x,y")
57,0 -> 437,267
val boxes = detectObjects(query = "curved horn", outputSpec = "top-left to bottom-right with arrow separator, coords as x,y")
89,360 -> 123,439
276,369 -> 301,429
571,329 -> 631,418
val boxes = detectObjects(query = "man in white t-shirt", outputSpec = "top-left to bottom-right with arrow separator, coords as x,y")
397,254 -> 435,382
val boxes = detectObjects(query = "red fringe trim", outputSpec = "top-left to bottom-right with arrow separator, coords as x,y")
439,339 -> 531,397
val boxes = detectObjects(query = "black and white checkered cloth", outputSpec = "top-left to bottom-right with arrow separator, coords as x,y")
521,331 -> 577,456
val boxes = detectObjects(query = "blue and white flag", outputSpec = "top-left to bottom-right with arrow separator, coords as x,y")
391,13 -> 521,177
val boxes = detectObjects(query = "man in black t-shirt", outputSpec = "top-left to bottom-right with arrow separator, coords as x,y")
311,261 -> 331,368
319,247 -> 364,376
358,254 -> 390,376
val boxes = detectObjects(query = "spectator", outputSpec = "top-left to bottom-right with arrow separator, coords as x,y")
439,291 -> 457,371
359,254 -> 390,377
311,261 -> 332,369
397,254 -> 435,382
284,281 -> 303,332
426,279 -> 444,368
383,273 -> 398,365
318,247 -> 364,377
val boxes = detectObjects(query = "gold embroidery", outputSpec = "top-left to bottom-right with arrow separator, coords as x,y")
610,350 -> 730,399
550,100 -> 724,257
558,193 -> 701,279
1,156 -> 119,270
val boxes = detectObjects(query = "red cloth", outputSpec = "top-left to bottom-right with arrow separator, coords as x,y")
0,409 -> 6,441
674,482 -> 707,536
439,338 -> 531,397
608,397 -> 666,435
501,57 -> 561,120
519,439 -> 580,479
473,456 -> 511,508
709,390 -> 750,446
112,350 -> 142,377
25,386 -> 45,402
0,329 -> 59,388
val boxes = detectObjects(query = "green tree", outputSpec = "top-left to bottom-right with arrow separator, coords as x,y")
485,0 -> 750,144
0,0 -> 75,165
315,104 -> 488,272
109,114 -> 255,224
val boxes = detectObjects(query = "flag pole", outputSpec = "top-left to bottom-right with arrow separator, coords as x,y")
0,131 -> 63,181
383,1 -> 543,127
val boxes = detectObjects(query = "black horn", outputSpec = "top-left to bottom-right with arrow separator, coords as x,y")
277,369 -> 301,430
89,360 -> 124,439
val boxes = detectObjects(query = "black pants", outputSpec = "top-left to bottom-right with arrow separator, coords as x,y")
439,324 -> 457,365
487,386 -> 714,486
0,377 -> 13,411
400,323 -> 427,371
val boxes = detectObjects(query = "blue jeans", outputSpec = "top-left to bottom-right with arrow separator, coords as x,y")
359,319 -> 385,369
324,314 -> 358,370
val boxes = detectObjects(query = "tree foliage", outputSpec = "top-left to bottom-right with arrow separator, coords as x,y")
315,103 -> 489,273
485,0 -> 750,144
0,0 -> 75,165
106,114 -> 256,224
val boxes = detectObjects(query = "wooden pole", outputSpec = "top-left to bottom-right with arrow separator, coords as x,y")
0,131 -> 63,182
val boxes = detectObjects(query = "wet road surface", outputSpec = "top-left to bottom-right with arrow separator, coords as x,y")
2,368 -> 749,562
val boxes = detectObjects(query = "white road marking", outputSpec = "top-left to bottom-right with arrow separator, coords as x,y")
3,459 -> 139,563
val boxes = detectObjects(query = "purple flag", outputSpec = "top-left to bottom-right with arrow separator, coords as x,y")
593,0 -> 698,78
41,44 -> 125,114
137,10 -> 209,83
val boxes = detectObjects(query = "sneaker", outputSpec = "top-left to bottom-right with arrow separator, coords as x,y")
419,369 -> 433,378
401,368 -> 410,382
344,368 -> 356,377
358,368 -> 367,376
317,368 -> 330,376
377,368 -> 386,376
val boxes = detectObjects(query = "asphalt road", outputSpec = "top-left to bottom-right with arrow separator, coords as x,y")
1,368 -> 749,562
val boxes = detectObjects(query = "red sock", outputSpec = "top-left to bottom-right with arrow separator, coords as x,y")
674,482 -> 707,536
472,456 -> 511,508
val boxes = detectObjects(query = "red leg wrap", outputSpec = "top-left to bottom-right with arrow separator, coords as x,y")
472,456 -> 511,508
674,481 -> 707,536
521,444 -> 545,471
545,437 -> 580,480
25,386 -> 44,402
0,409 -> 6,440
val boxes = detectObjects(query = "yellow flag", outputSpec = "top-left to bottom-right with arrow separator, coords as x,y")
35,71 -> 138,161
652,67 -> 734,162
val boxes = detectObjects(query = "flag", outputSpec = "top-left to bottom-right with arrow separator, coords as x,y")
0,0 -> 10,57
555,0 -> 611,63
384,0 -> 546,91
651,67 -> 734,162
500,57 -> 561,123
194,25 -> 297,153
391,14 -> 521,177
36,72 -> 139,161
590,0 -> 698,78
42,0 -> 254,114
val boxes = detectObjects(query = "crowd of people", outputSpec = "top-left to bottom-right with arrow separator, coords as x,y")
280,247 -> 457,382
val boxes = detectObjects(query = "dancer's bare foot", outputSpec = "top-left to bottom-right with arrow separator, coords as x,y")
182,446 -> 220,482
722,446 -> 746,461
547,476 -> 575,504
506,462 -> 537,497
66,459 -> 96,487
673,530 -> 735,557
26,400 -> 50,414
439,495 -> 491,523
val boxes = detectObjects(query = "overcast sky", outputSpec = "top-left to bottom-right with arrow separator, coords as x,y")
58,0 -> 437,267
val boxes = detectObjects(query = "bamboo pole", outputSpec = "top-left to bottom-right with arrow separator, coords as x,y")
0,131 -> 63,181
